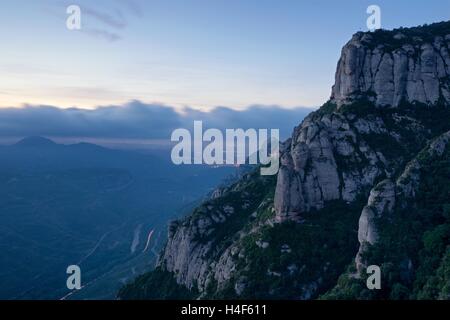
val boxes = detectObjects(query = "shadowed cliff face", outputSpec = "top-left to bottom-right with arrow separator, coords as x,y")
331,23 -> 450,107
274,110 -> 384,222
120,21 -> 450,300
274,22 -> 450,223
355,130 -> 450,274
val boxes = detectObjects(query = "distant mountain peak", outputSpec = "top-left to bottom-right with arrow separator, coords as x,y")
15,136 -> 57,147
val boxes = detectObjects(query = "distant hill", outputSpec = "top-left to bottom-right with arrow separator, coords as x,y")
0,137 -> 237,299
14,136 -> 58,147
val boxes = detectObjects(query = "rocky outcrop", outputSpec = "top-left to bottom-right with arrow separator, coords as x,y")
272,102 -> 433,222
355,130 -> 450,273
126,22 -> 450,300
157,172 -> 275,294
159,208 -> 241,293
331,29 -> 450,107
273,24 -> 450,223
274,111 -> 387,222
355,179 -> 396,273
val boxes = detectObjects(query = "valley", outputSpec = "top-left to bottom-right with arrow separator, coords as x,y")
0,137 -> 237,299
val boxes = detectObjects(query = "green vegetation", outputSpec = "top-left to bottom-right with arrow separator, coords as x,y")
118,169 -> 276,300
194,171 -> 276,248
212,199 -> 367,299
363,21 -> 450,51
118,267 -> 196,300
313,101 -> 338,117
342,99 -> 450,163
339,97 -> 377,117
322,144 -> 450,300
117,83 -> 450,301
361,132 -> 405,160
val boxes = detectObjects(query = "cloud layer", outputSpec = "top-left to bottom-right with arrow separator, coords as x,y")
0,101 -> 314,142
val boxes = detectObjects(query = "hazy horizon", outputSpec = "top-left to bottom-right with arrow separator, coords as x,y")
1,0 -> 450,111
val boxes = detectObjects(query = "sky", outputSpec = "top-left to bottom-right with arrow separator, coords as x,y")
1,0 -> 450,111
0,101 -> 314,144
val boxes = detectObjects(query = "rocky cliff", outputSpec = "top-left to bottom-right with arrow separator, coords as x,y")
119,21 -> 450,300
355,130 -> 450,274
274,22 -> 450,223
331,23 -> 450,107
157,172 -> 276,294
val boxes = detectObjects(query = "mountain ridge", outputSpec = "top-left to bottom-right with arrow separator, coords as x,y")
14,136 -> 57,147
119,21 -> 450,300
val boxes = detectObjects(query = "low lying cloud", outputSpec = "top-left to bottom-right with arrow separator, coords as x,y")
0,101 -> 314,143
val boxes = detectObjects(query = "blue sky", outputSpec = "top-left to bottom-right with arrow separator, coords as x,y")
0,0 -> 449,110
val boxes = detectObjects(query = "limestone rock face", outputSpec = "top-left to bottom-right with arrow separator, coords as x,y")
355,130 -> 450,274
273,27 -> 450,223
144,23 -> 450,299
157,173 -> 274,294
159,210 -> 240,293
331,32 -> 450,107
159,219 -> 212,291
273,110 -> 392,222
355,179 -> 396,273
